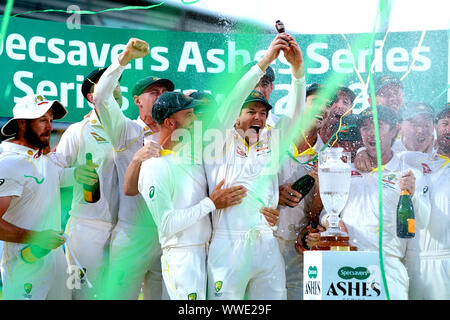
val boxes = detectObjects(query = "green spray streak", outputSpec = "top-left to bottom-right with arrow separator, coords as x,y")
0,0 -> 14,46
1,0 -> 203,301
366,0 -> 390,300
245,2 -> 392,300
430,83 -> 450,105
11,0 -> 203,18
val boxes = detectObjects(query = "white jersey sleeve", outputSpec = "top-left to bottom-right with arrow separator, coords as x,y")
0,157 -> 24,197
210,64 -> 265,134
275,75 -> 306,142
59,168 -> 76,188
138,158 -> 215,238
93,59 -> 130,149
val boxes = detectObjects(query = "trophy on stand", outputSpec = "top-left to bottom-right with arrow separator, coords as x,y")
311,148 -> 357,251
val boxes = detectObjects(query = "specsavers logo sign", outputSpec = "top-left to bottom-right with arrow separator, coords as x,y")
326,266 -> 381,298
338,266 -> 371,280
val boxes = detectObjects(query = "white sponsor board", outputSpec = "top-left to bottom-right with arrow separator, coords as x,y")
304,251 -> 386,300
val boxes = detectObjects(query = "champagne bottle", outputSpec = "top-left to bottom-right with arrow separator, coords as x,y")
21,245 -> 50,264
396,189 -> 415,238
291,174 -> 315,198
83,153 -> 100,203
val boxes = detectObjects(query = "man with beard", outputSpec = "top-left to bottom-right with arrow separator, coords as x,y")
0,94 -> 71,299
403,106 -> 450,299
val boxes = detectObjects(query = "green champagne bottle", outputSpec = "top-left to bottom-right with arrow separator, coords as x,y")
83,153 -> 100,203
396,189 -> 415,238
289,174 -> 315,208
21,245 -> 50,263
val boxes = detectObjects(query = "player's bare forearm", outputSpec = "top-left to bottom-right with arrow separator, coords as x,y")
123,159 -> 142,196
0,196 -> 28,243
0,219 -> 31,244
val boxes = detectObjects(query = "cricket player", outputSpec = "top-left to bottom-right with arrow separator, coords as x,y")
275,144 -> 315,300
138,92 -> 248,299
311,106 -> 431,299
404,106 -> 450,299
52,67 -> 121,299
393,102 -> 435,154
93,38 -> 175,299
355,102 -> 435,179
205,32 -> 306,300
0,94 -> 71,300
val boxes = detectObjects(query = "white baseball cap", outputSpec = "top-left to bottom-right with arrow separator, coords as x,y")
1,94 -> 68,137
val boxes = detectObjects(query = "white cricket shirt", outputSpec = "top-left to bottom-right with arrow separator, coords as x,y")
204,67 -> 306,233
275,145 -> 316,240
333,153 -> 430,258
93,59 -> 159,228
138,152 -> 214,248
54,111 -> 119,224
0,141 -> 73,264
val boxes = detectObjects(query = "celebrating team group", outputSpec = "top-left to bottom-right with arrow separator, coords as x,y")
0,32 -> 448,300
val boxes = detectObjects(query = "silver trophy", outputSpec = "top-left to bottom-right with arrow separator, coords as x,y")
318,147 -> 351,238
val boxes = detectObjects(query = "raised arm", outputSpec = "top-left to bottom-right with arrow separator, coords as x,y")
93,38 -> 149,148
208,33 -> 292,134
275,34 -> 306,141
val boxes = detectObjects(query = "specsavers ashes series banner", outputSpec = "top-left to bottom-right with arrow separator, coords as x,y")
0,16 -> 448,123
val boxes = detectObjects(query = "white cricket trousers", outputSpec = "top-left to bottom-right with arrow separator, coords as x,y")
207,228 -> 286,300
1,244 -> 70,300
107,220 -> 163,300
276,237 -> 304,300
161,244 -> 207,300
406,249 -> 450,299
64,216 -> 114,299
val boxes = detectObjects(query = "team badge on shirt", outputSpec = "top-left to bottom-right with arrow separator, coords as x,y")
149,186 -> 155,199
187,293 -> 197,300
421,163 -> 432,174
23,283 -> 33,298
214,281 -> 223,297
236,145 -> 247,158
351,170 -> 362,177
90,132 -> 108,144
382,173 -> 398,189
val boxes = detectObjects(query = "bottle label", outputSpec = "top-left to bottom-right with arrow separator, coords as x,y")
84,190 -> 93,202
21,246 -> 39,264
408,218 -> 415,234
400,190 -> 411,196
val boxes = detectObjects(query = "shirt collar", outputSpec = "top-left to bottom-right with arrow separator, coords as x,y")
369,151 -> 400,173
1,140 -> 40,157
88,110 -> 103,127
135,117 -> 153,134
384,152 -> 401,172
